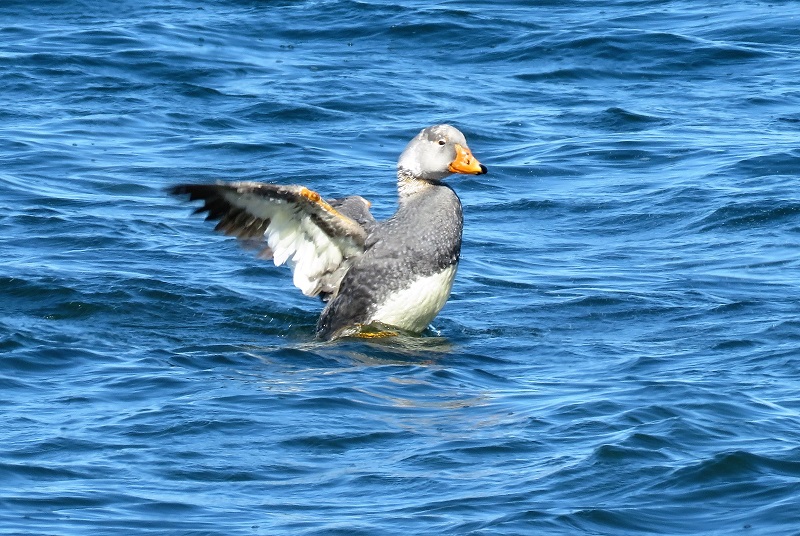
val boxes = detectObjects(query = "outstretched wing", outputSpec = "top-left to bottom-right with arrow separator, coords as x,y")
170,181 -> 371,299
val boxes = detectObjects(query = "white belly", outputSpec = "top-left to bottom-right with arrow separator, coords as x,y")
369,265 -> 457,333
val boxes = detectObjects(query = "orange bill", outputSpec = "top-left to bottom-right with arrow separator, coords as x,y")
448,144 -> 488,175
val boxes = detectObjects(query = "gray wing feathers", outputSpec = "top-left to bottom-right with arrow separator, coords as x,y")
170,181 -> 371,298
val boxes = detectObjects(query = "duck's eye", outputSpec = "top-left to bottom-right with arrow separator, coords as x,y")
437,139 -> 446,146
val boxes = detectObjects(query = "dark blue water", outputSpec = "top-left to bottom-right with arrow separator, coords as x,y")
2,1 -> 800,534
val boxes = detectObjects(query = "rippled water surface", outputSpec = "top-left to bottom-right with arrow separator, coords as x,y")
2,1 -> 800,534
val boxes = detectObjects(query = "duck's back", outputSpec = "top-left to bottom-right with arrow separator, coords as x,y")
316,184 -> 463,339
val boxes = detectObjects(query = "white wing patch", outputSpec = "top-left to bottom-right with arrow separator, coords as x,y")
236,192 -> 347,296
172,182 -> 369,299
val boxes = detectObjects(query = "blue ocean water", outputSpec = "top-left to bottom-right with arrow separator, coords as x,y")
2,0 -> 800,534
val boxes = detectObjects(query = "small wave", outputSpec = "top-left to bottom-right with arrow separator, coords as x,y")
593,107 -> 671,132
725,151 -> 800,179
694,200 -> 800,232
662,450 -> 800,490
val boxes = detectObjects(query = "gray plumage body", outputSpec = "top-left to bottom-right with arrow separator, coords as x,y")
316,183 -> 463,339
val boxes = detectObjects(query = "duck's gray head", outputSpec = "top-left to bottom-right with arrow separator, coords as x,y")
397,124 -> 487,181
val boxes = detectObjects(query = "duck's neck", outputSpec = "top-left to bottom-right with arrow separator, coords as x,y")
397,167 -> 437,204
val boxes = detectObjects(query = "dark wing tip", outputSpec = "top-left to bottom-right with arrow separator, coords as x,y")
169,182 -> 273,240
168,183 -> 219,201
167,183 -> 194,197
